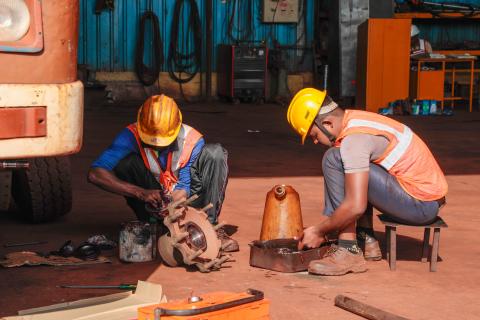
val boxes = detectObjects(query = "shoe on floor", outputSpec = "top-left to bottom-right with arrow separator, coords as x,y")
216,227 -> 239,252
357,233 -> 382,261
308,245 -> 368,276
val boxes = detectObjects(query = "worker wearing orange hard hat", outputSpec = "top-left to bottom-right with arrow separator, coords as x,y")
89,95 -> 238,252
287,88 -> 447,276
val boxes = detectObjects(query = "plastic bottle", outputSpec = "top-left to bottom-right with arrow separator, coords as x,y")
422,100 -> 430,115
412,99 -> 419,115
430,100 -> 438,115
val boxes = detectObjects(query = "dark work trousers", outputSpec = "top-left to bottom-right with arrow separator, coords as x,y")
322,147 -> 440,225
114,144 -> 229,223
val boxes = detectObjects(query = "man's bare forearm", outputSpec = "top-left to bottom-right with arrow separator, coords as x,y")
316,202 -> 362,236
88,167 -> 144,199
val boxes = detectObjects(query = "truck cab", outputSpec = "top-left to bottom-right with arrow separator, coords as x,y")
0,0 -> 83,222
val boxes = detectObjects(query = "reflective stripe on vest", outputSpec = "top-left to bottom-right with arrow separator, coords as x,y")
126,123 -> 202,191
345,119 -> 413,170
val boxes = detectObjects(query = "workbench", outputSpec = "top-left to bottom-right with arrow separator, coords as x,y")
410,56 -> 476,112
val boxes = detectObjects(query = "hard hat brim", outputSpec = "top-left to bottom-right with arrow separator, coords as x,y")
137,125 -> 181,147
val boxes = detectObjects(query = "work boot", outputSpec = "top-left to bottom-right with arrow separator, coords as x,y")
357,232 -> 382,261
308,245 -> 367,276
216,227 -> 239,252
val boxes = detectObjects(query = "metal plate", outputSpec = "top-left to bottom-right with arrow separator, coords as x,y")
0,107 -> 46,139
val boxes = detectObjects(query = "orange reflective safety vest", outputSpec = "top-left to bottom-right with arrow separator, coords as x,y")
335,110 -> 448,202
127,123 -> 203,192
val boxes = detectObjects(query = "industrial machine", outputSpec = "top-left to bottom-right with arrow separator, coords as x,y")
0,0 -> 83,222
156,195 -> 231,273
217,44 -> 268,103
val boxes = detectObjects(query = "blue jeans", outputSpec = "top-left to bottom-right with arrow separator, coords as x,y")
322,148 -> 439,225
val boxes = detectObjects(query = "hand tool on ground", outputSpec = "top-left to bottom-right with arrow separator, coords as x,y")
3,241 -> 47,248
334,295 -> 410,320
59,284 -> 137,290
156,194 -> 230,272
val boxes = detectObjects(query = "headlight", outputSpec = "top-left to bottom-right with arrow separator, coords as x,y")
0,0 -> 30,42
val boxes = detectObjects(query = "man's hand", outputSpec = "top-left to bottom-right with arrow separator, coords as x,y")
137,189 -> 163,208
297,225 -> 326,250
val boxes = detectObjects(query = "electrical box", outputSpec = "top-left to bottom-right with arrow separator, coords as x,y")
263,0 -> 299,23
217,44 -> 268,102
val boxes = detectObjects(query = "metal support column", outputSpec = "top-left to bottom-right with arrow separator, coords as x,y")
205,0 -> 213,100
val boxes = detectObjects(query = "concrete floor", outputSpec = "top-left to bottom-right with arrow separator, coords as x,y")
1,90 -> 480,319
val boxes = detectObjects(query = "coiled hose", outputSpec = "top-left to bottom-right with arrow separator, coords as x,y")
135,11 -> 163,86
168,0 -> 202,84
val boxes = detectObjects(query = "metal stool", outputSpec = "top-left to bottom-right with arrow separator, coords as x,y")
378,215 -> 448,272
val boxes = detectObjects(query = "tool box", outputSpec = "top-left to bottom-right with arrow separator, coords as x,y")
138,289 -> 269,320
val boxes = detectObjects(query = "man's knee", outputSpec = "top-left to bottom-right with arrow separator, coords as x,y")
322,147 -> 342,171
201,144 -> 228,165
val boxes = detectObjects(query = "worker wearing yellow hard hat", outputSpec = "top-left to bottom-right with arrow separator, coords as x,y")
287,88 -> 447,276
89,94 -> 238,252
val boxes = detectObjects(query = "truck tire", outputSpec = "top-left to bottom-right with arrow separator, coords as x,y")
12,157 -> 72,223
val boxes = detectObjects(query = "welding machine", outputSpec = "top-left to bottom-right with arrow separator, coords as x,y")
217,44 -> 268,103
138,289 -> 269,320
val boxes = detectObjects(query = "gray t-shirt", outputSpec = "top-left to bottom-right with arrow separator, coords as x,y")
339,134 -> 389,173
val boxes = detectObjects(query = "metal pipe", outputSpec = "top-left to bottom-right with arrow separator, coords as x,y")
205,0 -> 213,100
0,161 -> 29,170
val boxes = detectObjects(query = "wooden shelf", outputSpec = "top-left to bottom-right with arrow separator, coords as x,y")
394,12 -> 480,19
443,97 -> 464,101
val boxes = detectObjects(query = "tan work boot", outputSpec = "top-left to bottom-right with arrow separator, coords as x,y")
308,245 -> 367,276
358,233 -> 382,261
216,227 -> 239,252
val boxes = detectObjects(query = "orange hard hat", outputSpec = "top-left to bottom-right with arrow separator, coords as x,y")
137,95 -> 182,147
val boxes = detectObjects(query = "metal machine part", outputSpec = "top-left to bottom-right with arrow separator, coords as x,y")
157,195 -> 230,273
249,238 -> 331,273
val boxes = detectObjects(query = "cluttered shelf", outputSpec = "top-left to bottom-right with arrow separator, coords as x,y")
394,12 -> 480,19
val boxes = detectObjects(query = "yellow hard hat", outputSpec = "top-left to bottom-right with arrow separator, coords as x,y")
287,88 -> 327,144
137,94 -> 182,147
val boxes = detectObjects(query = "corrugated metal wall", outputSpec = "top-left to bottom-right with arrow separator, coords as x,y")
409,0 -> 480,50
78,0 -> 315,72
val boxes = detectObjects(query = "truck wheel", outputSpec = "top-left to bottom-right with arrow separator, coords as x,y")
12,157 -> 72,223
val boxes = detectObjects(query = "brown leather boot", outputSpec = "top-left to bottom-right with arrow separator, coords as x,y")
358,233 -> 382,261
216,227 -> 239,252
308,245 -> 367,276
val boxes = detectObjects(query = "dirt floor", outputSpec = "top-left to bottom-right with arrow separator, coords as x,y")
1,89 -> 480,319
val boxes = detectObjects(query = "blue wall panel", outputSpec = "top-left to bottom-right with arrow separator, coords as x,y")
79,0 -> 315,72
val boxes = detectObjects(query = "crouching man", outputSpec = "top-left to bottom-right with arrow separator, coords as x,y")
287,88 -> 447,275
88,94 -> 238,252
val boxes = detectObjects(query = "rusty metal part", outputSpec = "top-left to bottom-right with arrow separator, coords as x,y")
157,195 -> 229,272
0,161 -> 30,170
334,295 -> 411,320
0,107 -> 46,139
249,238 -> 331,273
